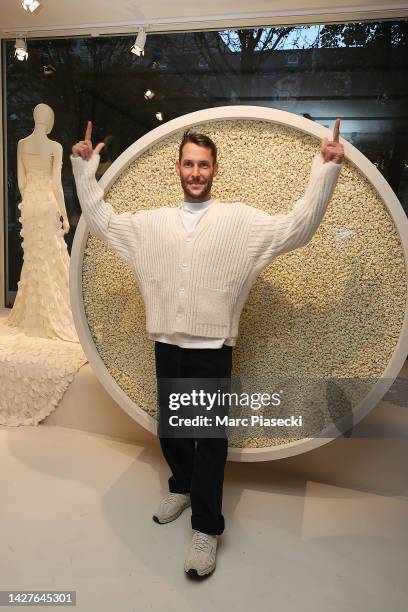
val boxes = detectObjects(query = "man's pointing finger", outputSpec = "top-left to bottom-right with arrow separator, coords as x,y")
333,118 -> 340,143
85,120 -> 92,143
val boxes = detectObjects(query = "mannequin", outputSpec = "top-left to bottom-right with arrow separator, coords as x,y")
0,103 -> 88,427
17,103 -> 69,233
6,102 -> 79,342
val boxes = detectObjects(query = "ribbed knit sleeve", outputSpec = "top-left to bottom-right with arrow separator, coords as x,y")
70,153 -> 141,267
247,153 -> 342,267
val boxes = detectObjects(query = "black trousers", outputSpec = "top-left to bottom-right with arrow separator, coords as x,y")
155,340 -> 233,535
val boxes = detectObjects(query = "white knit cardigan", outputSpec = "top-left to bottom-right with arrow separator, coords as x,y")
70,153 -> 342,340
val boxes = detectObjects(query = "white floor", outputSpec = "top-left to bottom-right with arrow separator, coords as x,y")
1,421 -> 408,612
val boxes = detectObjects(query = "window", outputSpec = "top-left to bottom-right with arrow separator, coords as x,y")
3,20 -> 408,305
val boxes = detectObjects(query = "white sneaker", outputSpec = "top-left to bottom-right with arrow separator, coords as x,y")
152,492 -> 191,524
184,530 -> 218,577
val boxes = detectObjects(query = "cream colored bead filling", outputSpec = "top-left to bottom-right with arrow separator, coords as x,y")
81,120 -> 407,448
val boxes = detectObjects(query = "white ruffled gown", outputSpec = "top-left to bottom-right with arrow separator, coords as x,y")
6,152 -> 79,342
0,152 -> 87,426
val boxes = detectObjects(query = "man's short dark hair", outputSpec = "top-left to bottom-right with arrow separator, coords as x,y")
179,129 -> 217,165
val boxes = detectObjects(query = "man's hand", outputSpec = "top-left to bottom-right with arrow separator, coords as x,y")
71,120 -> 105,160
321,118 -> 344,165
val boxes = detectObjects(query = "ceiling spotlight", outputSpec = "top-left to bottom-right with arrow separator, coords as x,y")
131,28 -> 147,57
155,112 -> 163,121
22,0 -> 41,12
144,88 -> 155,100
14,38 -> 28,61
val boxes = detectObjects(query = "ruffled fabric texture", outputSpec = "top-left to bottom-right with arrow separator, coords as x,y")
5,162 -> 79,342
1,157 -> 88,425
0,323 -> 87,426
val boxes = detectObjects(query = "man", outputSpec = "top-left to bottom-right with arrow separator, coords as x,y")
71,118 -> 344,577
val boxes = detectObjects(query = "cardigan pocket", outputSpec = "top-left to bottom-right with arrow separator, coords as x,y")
196,287 -> 230,327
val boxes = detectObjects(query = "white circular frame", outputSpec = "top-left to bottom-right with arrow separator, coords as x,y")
70,105 -> 408,462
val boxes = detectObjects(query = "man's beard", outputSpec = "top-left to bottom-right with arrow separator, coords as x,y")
181,174 -> 214,200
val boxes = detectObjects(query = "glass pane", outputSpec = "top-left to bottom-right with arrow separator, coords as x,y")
3,20 -> 408,305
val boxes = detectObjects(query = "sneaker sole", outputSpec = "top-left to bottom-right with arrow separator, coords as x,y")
185,561 -> 216,577
152,501 -> 191,524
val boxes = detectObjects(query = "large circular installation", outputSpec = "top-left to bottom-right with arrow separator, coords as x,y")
70,106 -> 408,461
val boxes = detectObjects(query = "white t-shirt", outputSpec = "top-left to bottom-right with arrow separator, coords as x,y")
149,198 -> 236,349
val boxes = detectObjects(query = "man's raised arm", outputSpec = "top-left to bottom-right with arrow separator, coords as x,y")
70,120 -> 142,268
247,118 -> 344,267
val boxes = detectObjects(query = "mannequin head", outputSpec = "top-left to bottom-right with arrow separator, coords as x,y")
33,103 -> 54,134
